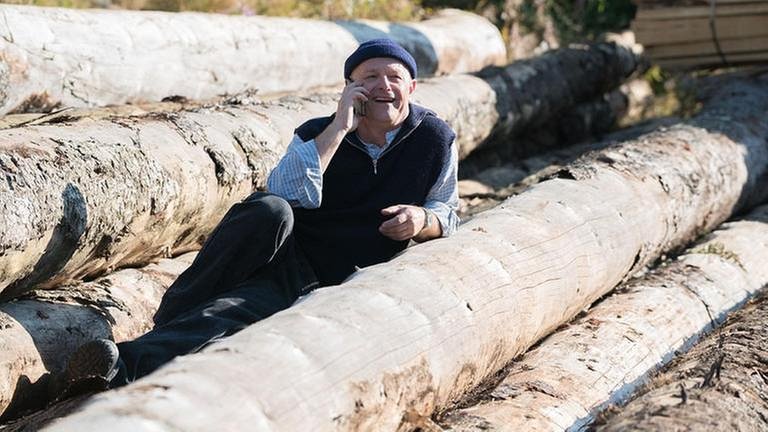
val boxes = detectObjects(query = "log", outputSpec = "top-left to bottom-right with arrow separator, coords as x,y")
0,88 -> 641,418
458,116 -> 682,220
597,291 -> 768,430
0,253 -> 195,419
472,41 -> 641,147
40,76 -> 768,432
0,6 -> 505,116
0,41 -> 640,299
439,204 -> 768,431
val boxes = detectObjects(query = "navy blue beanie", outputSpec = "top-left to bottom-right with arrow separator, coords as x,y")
344,38 -> 417,80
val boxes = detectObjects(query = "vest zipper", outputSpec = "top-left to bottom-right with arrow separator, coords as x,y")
342,109 -> 428,175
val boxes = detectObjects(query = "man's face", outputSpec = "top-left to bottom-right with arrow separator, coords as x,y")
349,57 -> 416,128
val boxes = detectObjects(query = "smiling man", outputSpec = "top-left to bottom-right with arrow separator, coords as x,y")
270,38 -> 460,285
59,39 -> 459,393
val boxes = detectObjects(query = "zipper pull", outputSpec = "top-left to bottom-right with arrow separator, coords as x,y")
372,158 -> 378,175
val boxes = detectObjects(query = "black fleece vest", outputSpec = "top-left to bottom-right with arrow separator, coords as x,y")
292,104 -> 454,286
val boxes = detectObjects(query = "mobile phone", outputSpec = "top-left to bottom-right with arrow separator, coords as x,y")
353,99 -> 367,117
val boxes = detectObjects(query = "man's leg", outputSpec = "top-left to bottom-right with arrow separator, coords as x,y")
153,192 -> 299,326
114,274 -> 298,385
60,192 -> 317,392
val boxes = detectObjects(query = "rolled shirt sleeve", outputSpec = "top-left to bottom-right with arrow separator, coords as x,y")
424,140 -> 460,237
266,134 -> 323,208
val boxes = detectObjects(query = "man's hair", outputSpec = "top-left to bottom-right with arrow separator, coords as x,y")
344,38 -> 417,80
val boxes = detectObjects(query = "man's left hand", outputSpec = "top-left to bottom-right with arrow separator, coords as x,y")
379,205 -> 441,242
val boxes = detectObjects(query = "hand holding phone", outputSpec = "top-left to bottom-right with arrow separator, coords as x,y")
353,99 -> 367,117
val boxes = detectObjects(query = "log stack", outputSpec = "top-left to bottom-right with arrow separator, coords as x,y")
37,75 -> 768,431
0,6 -> 505,115
632,0 -> 768,69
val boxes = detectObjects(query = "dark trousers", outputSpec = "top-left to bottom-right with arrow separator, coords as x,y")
113,193 -> 318,385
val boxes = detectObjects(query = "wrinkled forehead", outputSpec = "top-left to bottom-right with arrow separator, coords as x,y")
350,57 -> 412,79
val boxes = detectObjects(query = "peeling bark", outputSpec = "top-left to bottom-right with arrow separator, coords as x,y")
0,41 -> 641,299
597,289 -> 768,431
40,77 -> 768,432
439,204 -> 768,431
0,6 -> 505,115
0,253 -> 195,419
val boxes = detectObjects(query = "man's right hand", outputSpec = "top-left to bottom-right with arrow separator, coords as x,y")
314,81 -> 369,173
333,80 -> 369,134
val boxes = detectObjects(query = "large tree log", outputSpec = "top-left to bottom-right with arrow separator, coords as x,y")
0,97 -> 637,418
0,41 -> 640,299
439,204 -> 768,431
598,292 -> 768,431
0,253 -> 195,419
0,97 -> 652,419
458,116 -> 682,219
40,76 -> 768,432
0,5 -> 505,115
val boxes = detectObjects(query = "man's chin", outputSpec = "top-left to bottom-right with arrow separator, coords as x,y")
366,107 -> 406,126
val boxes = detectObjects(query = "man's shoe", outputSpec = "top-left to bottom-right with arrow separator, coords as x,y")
58,338 -> 121,398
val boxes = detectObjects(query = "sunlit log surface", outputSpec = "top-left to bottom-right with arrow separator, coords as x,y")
42,77 -> 768,431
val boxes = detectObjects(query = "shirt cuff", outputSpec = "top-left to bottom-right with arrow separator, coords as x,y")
424,200 -> 460,237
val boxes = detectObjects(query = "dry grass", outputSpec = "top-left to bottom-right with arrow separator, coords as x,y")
1,0 -> 422,20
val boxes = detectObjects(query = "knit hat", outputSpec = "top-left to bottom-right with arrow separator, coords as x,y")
344,38 -> 417,80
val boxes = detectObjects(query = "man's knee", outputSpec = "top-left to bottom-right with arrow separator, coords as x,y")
239,192 -> 294,229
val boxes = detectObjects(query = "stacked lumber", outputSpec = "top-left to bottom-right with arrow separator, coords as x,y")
39,76 -> 768,431
0,41 -> 639,301
0,6 -> 505,115
439,204 -> 768,431
632,0 -> 768,69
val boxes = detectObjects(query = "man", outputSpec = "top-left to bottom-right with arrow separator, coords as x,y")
60,38 -> 459,393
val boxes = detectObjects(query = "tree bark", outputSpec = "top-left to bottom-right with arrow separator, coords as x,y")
0,89 -> 643,418
438,204 -> 768,431
0,253 -> 195,419
458,116 -> 682,220
40,76 -> 768,432
0,41 -> 640,299
0,6 -> 505,115
467,40 -> 641,158
597,289 -> 768,431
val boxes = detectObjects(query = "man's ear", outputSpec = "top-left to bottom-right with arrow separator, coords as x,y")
408,79 -> 417,94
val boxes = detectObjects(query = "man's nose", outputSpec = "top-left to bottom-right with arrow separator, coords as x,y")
376,75 -> 391,90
